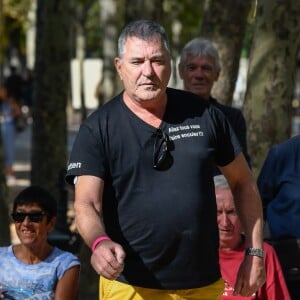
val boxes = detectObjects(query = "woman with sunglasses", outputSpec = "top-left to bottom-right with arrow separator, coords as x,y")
0,186 -> 80,300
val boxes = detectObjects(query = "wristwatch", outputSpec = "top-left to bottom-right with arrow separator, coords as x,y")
245,247 -> 264,258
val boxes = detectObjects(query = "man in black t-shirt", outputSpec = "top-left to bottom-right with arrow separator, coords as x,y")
66,20 -> 265,300
178,38 -> 251,171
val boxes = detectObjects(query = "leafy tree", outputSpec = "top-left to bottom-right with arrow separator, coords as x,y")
124,0 -> 163,23
31,0 -> 71,206
200,0 -> 253,105
163,0 -> 204,51
243,0 -> 300,174
99,0 -> 119,102
70,0 -> 96,120
0,0 -> 32,246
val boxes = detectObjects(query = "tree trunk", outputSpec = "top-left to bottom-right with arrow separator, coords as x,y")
243,0 -> 300,175
76,22 -> 87,120
200,0 -> 252,105
31,0 -> 70,203
100,0 -> 118,103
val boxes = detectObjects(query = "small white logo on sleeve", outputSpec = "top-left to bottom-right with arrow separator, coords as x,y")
67,162 -> 82,170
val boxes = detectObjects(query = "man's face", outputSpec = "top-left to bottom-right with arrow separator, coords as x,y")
115,36 -> 171,103
179,55 -> 219,100
216,188 -> 243,250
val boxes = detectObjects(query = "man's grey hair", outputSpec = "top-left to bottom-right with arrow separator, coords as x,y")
117,20 -> 170,58
214,175 -> 230,189
179,38 -> 221,72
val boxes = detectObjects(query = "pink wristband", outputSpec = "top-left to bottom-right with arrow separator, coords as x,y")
92,235 -> 111,252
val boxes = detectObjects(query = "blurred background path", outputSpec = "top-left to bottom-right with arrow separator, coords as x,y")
8,117 -> 80,244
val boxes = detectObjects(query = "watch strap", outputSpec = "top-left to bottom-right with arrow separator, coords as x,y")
245,247 -> 264,258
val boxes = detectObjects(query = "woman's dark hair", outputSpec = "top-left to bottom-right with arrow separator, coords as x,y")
13,186 -> 57,221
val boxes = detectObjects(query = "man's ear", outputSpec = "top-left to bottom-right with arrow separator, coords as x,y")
215,70 -> 220,82
114,57 -> 123,80
178,63 -> 184,79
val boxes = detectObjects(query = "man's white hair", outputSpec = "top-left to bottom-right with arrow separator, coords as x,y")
213,175 -> 229,189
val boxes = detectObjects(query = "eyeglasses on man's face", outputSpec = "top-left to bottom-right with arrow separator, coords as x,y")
153,129 -> 173,170
11,211 -> 47,223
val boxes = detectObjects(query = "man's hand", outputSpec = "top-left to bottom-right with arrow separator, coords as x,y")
90,240 -> 126,280
233,255 -> 266,296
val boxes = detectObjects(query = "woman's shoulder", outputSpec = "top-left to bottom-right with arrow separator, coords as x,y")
48,247 -> 80,265
0,245 -> 13,256
46,247 -> 80,279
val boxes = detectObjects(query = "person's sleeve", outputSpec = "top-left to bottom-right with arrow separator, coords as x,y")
65,123 -> 106,185
261,243 -> 291,300
257,147 -> 277,219
57,252 -> 81,280
212,107 -> 242,167
234,110 -> 251,167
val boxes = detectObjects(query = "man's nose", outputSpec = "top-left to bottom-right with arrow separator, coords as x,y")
142,60 -> 154,77
194,67 -> 204,78
219,212 -> 230,225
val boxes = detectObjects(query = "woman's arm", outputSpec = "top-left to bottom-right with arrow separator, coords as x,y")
54,265 -> 80,300
10,98 -> 21,118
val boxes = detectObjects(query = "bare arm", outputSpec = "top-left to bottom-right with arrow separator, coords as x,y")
74,175 -> 105,245
220,153 -> 266,296
54,266 -> 80,300
74,175 -> 125,279
10,98 -> 22,118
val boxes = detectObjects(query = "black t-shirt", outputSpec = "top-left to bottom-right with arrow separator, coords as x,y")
66,88 -> 241,289
210,97 -> 251,169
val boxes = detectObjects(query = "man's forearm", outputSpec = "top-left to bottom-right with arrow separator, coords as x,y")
74,200 -> 107,248
233,182 -> 264,249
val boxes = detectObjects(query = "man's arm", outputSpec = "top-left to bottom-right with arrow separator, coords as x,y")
74,175 -> 125,279
220,153 -> 266,296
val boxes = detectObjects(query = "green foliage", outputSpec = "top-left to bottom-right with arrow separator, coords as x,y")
70,0 -> 103,58
2,0 -> 204,62
2,0 -> 32,52
163,0 -> 204,51
241,23 -> 254,58
84,2 -> 102,57
3,0 -> 32,23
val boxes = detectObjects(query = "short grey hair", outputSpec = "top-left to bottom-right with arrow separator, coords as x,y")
214,175 -> 229,189
117,20 -> 170,58
179,38 -> 221,72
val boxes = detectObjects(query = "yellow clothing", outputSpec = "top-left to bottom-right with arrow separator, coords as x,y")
100,277 -> 223,300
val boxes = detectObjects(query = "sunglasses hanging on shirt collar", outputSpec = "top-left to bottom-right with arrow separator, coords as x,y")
153,128 -> 174,170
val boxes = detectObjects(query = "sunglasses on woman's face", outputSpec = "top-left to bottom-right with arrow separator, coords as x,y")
11,211 -> 47,223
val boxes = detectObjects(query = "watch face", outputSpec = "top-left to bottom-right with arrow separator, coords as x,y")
245,247 -> 264,258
